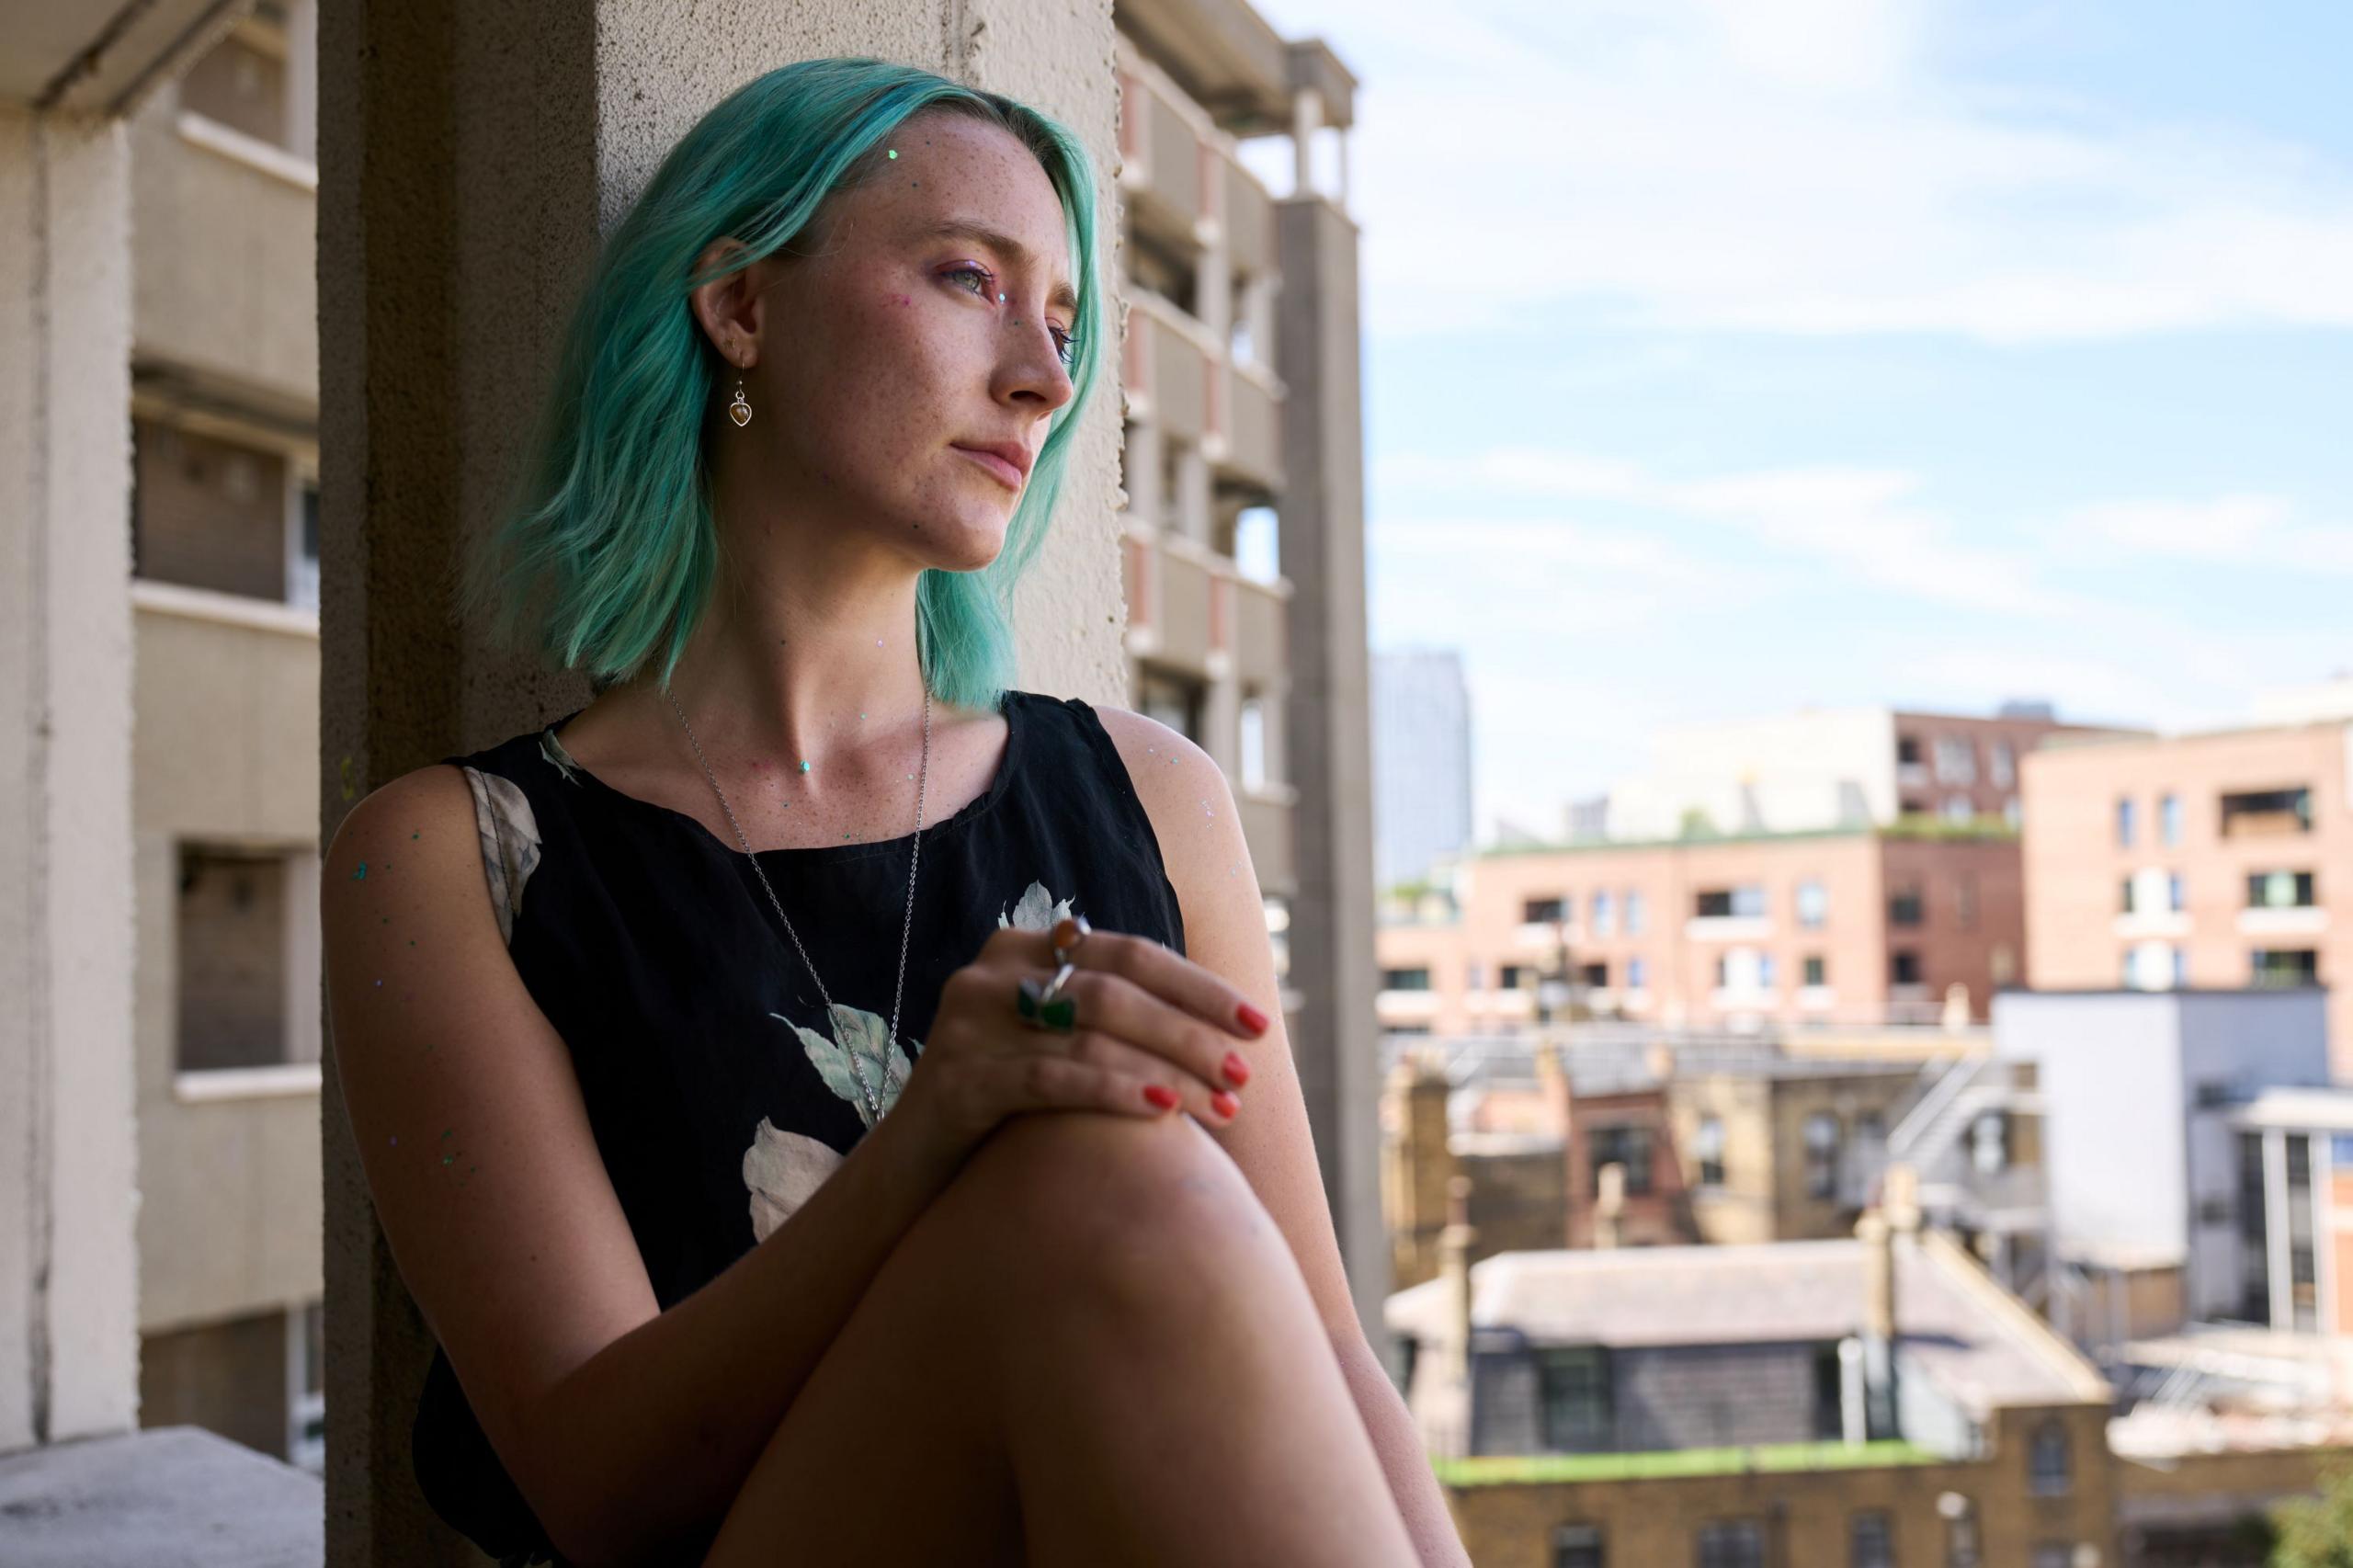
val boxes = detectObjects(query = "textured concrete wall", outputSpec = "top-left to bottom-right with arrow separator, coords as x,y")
317,3 -> 1123,1559
1275,187 -> 1386,1353
0,101 -> 142,1455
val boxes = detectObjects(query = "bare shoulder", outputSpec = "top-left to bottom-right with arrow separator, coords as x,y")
1086,704 -> 1237,877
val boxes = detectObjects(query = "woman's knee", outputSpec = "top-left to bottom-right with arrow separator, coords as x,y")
942,1109 -> 1277,1303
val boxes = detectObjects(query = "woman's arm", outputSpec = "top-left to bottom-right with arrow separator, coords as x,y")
1091,708 -> 1472,1567
325,768 -> 969,1567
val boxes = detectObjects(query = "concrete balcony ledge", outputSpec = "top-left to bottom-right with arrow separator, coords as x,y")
0,1426 -> 322,1567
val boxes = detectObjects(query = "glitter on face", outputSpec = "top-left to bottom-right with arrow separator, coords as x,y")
887,149 -> 898,159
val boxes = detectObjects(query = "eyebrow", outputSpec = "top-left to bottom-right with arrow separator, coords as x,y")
925,219 -> 1080,316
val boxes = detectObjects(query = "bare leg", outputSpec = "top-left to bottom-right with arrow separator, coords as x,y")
700,1109 -> 1417,1568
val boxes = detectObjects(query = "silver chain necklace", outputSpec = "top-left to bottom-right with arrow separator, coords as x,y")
665,683 -> 931,1126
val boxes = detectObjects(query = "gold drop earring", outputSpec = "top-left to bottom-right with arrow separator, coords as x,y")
728,356 -> 753,427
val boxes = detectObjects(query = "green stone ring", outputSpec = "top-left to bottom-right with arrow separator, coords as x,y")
1017,971 -> 1078,1032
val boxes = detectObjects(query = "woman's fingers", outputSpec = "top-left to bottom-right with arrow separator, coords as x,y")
1051,969 -> 1252,1098
1027,925 -> 1270,1044
998,1038 -> 1235,1124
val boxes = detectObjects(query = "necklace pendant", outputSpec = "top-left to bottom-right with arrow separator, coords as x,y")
799,760 -> 812,773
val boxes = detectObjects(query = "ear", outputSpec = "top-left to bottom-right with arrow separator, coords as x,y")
688,237 -> 765,368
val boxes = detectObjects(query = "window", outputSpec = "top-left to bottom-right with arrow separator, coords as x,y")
1713,953 -> 1729,989
2160,792 -> 2182,846
2220,787 -> 2313,838
1499,964 -> 1530,990
131,419 -> 298,600
2171,947 -> 2188,987
289,1299 -> 324,1474
2119,875 -> 2135,915
2004,796 -> 2022,830
2290,1132 -> 2318,1332
1694,1116 -> 1726,1187
1989,740 -> 2016,789
176,844 -> 313,1072
1891,950 -> 1923,986
1589,1125 -> 1654,1197
1579,961 -> 1609,988
1757,953 -> 1778,990
1695,886 -> 1766,919
2028,1420 -> 2071,1495
1238,698 -> 1267,790
2116,796 -> 2137,847
1934,736 -> 1976,784
1553,1524 -> 1606,1568
2168,872 -> 2185,913
2253,949 -> 2320,987
1795,880 -> 1828,929
1591,891 -> 1615,937
2249,870 -> 2318,909
1697,1520 -> 1766,1568
2239,1131 -> 2271,1325
1802,1112 -> 1842,1199
1896,735 -> 1923,767
1888,883 -> 1925,927
1466,961 -> 1484,991
1137,666 -> 1206,744
1538,1348 -> 1612,1449
1625,890 -> 1649,935
1803,954 -> 1827,988
1524,896 -> 1567,924
1850,1511 -> 1894,1568
1627,956 -> 1649,991
1381,967 -> 1431,992
1945,1496 -> 1982,1568
1942,793 -> 1973,824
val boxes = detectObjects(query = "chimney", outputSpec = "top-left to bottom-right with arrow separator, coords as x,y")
1851,1172 -> 1906,1441
1594,1161 -> 1625,1250
1644,1040 -> 1677,1085
1535,1040 -> 1570,1137
1383,1053 -> 1458,1290
1941,983 -> 1972,1032
1437,1174 -> 1477,1459
1859,1210 -> 1894,1341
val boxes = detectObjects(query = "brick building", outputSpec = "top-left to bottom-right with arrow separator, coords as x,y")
2021,719 -> 2353,1075
1377,824 -> 2027,1037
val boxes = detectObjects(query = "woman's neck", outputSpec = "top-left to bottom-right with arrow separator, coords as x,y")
624,565 -> 936,773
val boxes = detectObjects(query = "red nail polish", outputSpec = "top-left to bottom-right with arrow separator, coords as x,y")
1211,1090 -> 1240,1119
1222,1051 -> 1252,1088
1143,1084 -> 1179,1111
1236,1002 -> 1269,1034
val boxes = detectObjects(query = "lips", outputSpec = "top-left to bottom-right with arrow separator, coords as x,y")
952,443 -> 1029,490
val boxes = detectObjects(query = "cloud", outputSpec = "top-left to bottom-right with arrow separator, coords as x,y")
1377,447 -> 2088,618
2065,494 -> 2353,572
1249,0 -> 2353,344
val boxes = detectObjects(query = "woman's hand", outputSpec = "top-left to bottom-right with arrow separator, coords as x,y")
895,918 -> 1270,1165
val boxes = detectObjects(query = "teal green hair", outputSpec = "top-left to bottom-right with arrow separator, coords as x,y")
460,57 -> 1106,711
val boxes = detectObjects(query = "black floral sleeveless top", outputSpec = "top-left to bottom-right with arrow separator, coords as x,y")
411,689 -> 1187,1565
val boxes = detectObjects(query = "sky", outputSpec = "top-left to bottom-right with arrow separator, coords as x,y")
1234,0 -> 2353,841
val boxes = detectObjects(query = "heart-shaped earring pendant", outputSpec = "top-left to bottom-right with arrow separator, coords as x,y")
727,383 -> 753,427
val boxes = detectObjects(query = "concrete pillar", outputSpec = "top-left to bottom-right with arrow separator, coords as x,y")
1276,185 -> 1384,1356
0,101 -> 142,1455
1124,415 -> 1165,528
316,4 -> 1122,1560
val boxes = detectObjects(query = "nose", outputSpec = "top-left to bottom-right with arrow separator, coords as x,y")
999,304 -> 1076,412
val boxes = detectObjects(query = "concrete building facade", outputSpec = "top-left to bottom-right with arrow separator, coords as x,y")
1377,826 -> 2027,1037
1603,703 -> 2125,846
2021,719 -> 2353,1075
1372,646 -> 1473,892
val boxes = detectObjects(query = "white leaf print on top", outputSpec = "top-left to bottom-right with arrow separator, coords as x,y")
774,1002 -> 916,1131
742,1119 -> 844,1243
459,766 -> 541,948
998,881 -> 1075,933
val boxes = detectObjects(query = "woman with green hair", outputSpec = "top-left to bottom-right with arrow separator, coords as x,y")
324,56 -> 1461,1568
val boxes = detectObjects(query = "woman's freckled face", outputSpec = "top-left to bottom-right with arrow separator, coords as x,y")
726,112 -> 1079,574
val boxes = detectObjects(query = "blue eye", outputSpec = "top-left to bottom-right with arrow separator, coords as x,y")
942,263 -> 1079,371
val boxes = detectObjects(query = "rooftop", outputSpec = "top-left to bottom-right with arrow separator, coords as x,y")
1387,1233 -> 2109,1417
1433,1439 -> 1943,1489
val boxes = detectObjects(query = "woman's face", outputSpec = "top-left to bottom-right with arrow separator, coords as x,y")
704,111 -> 1081,574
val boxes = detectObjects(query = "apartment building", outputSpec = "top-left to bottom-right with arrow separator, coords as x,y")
2020,720 -> 2353,1074
1389,1195 -> 2122,1568
1377,824 -> 2026,1035
1113,0 -> 1384,1314
1601,703 -> 2127,844
1383,1039 -> 2044,1287
117,1 -> 327,1472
